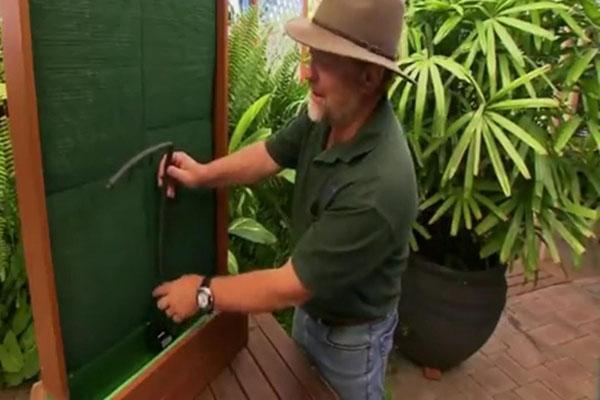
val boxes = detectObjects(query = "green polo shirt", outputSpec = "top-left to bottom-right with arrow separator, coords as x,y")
265,98 -> 418,321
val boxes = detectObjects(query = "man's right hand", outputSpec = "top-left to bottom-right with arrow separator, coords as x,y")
157,151 -> 207,198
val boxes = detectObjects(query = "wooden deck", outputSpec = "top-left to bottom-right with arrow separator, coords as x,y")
196,314 -> 338,400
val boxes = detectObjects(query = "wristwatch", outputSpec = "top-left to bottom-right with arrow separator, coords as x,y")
196,276 -> 214,314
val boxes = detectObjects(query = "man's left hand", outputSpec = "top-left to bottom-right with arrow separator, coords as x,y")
153,274 -> 202,323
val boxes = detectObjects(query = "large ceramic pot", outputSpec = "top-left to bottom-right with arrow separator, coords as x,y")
395,256 -> 507,370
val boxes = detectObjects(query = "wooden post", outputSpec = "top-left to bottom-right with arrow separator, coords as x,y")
0,0 -> 70,398
215,0 -> 230,277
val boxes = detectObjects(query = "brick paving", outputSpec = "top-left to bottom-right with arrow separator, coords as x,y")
390,276 -> 600,400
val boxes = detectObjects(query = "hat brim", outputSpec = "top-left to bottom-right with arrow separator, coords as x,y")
285,17 -> 415,84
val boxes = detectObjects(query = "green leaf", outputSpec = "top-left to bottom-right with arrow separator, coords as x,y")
228,217 -> 277,245
430,63 -> 446,137
562,200 -> 599,220
229,94 -> 271,153
443,107 -> 483,182
412,221 -> 431,240
476,20 -> 488,55
433,56 -> 471,82
566,214 -> 594,238
464,34 -> 480,72
488,98 -> 559,110
498,55 -> 512,90
480,230 -> 505,259
589,120 -> 600,152
450,199 -> 463,236
277,169 -> 296,184
434,15 -> 463,44
19,323 -> 36,351
554,116 -> 582,154
463,201 -> 473,230
0,331 -> 24,373
488,112 -> 547,154
540,224 -> 561,263
447,112 -> 474,137
464,136 -> 477,191
474,196 -> 513,235
482,124 -> 511,196
500,205 -> 524,263
557,10 -> 588,41
22,347 -> 39,380
239,128 -> 272,149
499,2 -> 569,15
419,192 -> 444,211
467,196 -> 483,220
11,299 -> 31,336
565,49 -> 599,88
414,66 -> 430,138
544,212 -> 586,255
493,65 -> 550,101
227,250 -> 239,275
397,73 -> 416,122
531,10 -> 543,51
429,195 -> 457,224
511,60 -> 538,99
496,17 -> 556,40
582,0 -> 600,26
493,21 -> 524,68
486,119 -> 531,179
4,370 -> 25,387
387,77 -> 402,99
523,209 -> 538,273
487,23 -> 497,96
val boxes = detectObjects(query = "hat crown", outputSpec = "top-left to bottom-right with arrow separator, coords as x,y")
313,0 -> 405,60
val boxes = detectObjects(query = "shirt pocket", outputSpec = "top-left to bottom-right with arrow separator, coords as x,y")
309,179 -> 353,222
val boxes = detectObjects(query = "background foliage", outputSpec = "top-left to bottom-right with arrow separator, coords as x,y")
0,24 -> 40,388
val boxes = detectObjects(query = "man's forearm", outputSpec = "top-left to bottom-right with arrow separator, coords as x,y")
202,142 -> 280,188
210,264 -> 310,314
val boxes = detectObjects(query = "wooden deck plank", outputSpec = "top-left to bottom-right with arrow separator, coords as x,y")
230,348 -> 279,400
210,367 -> 248,400
246,319 -> 307,400
253,314 -> 338,400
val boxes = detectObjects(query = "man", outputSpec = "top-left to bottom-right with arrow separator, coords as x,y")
153,0 -> 418,398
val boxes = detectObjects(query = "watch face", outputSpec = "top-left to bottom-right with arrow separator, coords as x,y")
197,292 -> 209,308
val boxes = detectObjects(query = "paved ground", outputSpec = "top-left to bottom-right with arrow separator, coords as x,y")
3,239 -> 600,399
390,276 -> 600,400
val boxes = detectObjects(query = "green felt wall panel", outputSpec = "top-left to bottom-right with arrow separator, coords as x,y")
28,0 -> 218,397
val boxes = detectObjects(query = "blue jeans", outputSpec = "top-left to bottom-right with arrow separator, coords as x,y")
292,307 -> 398,400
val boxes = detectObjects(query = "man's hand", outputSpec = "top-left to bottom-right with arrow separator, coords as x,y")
153,274 -> 202,323
157,151 -> 208,198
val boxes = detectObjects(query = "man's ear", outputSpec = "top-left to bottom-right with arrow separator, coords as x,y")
359,64 -> 386,95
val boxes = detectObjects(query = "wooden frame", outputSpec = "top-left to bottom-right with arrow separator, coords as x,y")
1,1 -> 247,398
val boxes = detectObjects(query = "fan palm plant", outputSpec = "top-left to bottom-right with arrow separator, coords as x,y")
391,0 -> 600,278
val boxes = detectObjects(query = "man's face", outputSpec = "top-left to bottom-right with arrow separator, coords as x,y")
306,49 -> 365,125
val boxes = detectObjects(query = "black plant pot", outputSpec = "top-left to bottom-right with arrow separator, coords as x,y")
395,255 -> 507,371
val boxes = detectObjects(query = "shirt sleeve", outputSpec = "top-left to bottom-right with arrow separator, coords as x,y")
264,112 -> 310,169
291,199 -> 394,297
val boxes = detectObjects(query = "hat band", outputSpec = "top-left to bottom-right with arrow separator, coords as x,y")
312,17 -> 397,62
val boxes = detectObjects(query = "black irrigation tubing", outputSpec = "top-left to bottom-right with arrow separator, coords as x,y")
106,141 -> 175,277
